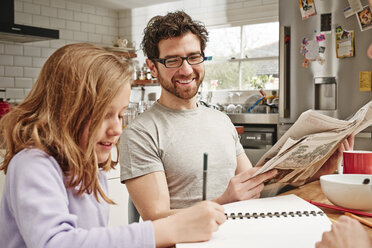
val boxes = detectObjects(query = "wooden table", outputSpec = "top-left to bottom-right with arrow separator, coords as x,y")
280,180 -> 372,239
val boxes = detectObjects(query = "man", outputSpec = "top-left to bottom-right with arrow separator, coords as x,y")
120,11 -> 352,221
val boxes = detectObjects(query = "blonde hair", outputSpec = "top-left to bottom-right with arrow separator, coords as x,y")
0,43 -> 133,203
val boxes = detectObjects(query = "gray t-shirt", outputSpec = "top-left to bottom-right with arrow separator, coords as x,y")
120,102 -> 244,209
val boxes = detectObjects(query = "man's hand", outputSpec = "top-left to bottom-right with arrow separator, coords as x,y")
309,134 -> 354,181
213,167 -> 277,205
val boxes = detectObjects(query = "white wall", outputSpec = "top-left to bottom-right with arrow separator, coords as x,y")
0,0 -> 119,102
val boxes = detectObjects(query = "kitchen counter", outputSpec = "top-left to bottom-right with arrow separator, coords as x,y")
227,113 -> 278,124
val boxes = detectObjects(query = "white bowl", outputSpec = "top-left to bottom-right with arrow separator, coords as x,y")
320,174 -> 372,211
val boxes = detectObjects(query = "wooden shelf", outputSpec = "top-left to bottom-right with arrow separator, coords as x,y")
112,51 -> 137,59
103,46 -> 137,59
133,79 -> 159,86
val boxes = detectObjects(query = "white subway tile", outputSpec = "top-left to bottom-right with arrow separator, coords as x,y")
24,46 -> 41,57
41,47 -> 56,58
95,24 -> 109,35
58,9 -> 73,20
50,39 -> 66,49
14,1 -> 23,11
0,66 -> 4,76
15,78 -> 33,88
0,44 -> 4,54
33,15 -> 50,27
0,77 -> 15,88
0,55 -> 14,66
51,0 -> 66,8
32,57 -> 47,67
5,66 -> 23,77
66,20 -> 80,31
88,14 -> 102,25
41,6 -> 57,17
59,29 -> 74,40
0,91 -> 5,99
24,88 -> 32,98
14,12 -> 33,25
4,44 -> 23,56
30,40 -> 50,47
102,16 -> 117,26
81,23 -> 95,33
23,2 -> 41,15
108,26 -> 118,36
73,31 -> 88,41
14,56 -> 32,67
102,35 -> 115,46
50,18 -> 66,29
88,33 -> 102,43
82,4 -> 95,14
74,12 -> 88,22
24,67 -> 41,78
66,1 -> 81,11
6,88 -> 24,99
34,0 -> 50,6
96,7 -> 111,17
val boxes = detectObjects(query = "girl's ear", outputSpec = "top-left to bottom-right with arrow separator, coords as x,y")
146,59 -> 158,78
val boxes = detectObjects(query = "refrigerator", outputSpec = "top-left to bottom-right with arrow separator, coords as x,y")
278,0 -> 372,128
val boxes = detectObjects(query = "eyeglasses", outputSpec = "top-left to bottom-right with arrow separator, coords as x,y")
152,53 -> 205,68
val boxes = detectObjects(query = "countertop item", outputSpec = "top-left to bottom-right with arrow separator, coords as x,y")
319,174 -> 372,211
228,113 -> 278,124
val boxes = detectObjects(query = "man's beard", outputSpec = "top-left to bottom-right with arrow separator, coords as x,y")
157,71 -> 204,100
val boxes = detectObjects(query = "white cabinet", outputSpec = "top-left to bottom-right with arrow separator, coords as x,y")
107,176 -> 129,226
107,147 -> 129,226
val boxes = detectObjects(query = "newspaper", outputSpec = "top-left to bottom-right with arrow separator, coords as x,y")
254,100 -> 372,196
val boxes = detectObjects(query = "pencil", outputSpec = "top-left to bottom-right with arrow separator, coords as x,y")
202,153 -> 208,200
328,217 -> 338,223
344,212 -> 372,228
306,200 -> 372,218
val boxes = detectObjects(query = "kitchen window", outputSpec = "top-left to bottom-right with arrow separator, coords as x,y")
204,22 -> 279,91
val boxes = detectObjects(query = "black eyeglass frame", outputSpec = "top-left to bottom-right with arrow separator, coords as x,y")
152,53 -> 206,68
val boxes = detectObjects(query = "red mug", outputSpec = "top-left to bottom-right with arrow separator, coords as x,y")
343,150 -> 372,174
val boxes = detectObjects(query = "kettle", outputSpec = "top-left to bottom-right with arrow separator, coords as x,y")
0,99 -> 11,118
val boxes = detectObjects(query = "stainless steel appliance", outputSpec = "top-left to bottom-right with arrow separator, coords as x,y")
279,0 -> 372,123
279,0 -> 372,147
239,125 -> 277,166
229,113 -> 278,166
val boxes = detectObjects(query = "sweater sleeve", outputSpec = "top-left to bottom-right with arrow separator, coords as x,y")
6,149 -> 155,248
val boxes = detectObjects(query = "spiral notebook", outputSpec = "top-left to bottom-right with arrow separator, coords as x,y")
176,194 -> 332,248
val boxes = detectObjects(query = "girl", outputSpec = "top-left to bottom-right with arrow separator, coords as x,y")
0,43 -> 225,248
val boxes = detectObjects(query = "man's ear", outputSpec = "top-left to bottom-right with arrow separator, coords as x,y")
146,59 -> 158,78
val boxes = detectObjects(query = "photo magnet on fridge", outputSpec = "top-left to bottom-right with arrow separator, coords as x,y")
321,13 -> 332,32
356,5 -> 372,31
298,0 -> 317,20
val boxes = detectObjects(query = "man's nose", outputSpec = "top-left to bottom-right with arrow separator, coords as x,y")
177,59 -> 194,75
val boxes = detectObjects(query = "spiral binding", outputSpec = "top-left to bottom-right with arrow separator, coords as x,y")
225,210 -> 325,219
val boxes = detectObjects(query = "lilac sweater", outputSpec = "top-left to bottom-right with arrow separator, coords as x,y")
0,148 -> 155,248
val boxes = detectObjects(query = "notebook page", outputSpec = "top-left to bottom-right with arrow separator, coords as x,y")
176,194 -> 332,248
